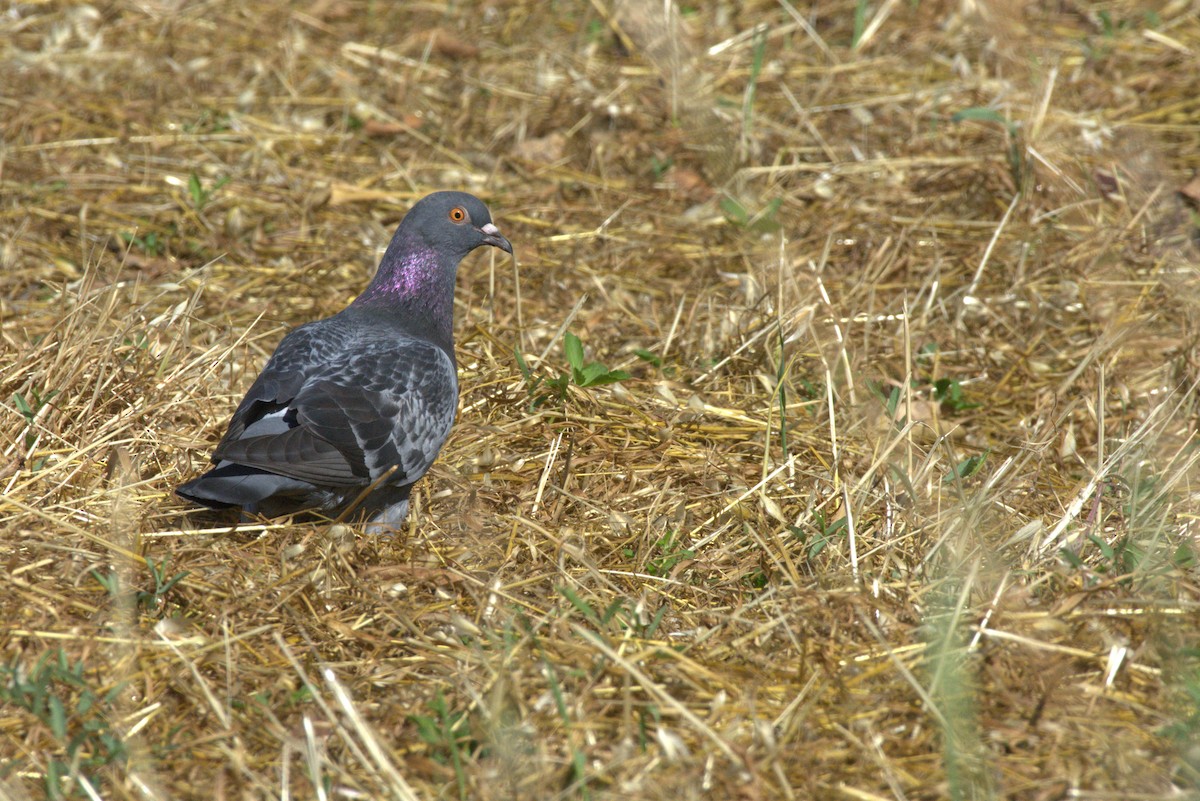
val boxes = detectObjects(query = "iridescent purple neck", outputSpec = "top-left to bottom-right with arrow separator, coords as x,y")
354,232 -> 458,350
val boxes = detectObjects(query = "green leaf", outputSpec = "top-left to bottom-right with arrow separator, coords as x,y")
584,369 -> 630,387
409,713 -> 442,747
102,681 -> 128,706
578,362 -> 610,386
557,585 -> 599,625
601,598 -> 627,625
541,653 -> 572,726
1088,534 -> 1115,562
852,0 -> 869,48
951,107 -> 1008,125
634,348 -> 662,367
12,393 -> 33,421
164,571 -> 189,593
952,106 -> 1018,142
748,197 -> 783,232
644,604 -> 669,638
934,377 -> 980,412
884,385 -> 901,419
514,346 -> 531,380
1059,547 -> 1085,569
719,196 -> 748,224
564,332 -> 584,371
943,451 -> 989,483
47,759 -> 67,799
188,173 -> 203,207
569,746 -> 589,796
49,694 -> 67,739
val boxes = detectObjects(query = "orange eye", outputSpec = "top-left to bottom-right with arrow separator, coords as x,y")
449,207 -> 467,223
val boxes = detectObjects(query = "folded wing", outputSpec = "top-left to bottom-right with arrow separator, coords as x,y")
198,331 -> 458,507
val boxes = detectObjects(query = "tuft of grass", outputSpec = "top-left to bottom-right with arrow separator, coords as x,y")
408,689 -> 476,800
924,576 -> 996,801
0,649 -> 127,800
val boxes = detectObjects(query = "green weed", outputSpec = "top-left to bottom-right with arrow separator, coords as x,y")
790,510 -> 848,560
872,343 -> 981,428
649,155 -> 673,180
516,332 -> 629,409
0,649 -> 127,799
720,195 -> 782,233
181,109 -> 231,134
943,451 -> 989,485
558,586 -> 669,641
408,689 -> 476,801
639,530 -> 695,578
91,556 -> 189,615
13,388 -> 57,444
741,25 -> 767,147
13,388 -> 58,470
187,172 -> 230,210
634,348 -> 662,368
933,377 -> 981,413
119,230 -> 164,256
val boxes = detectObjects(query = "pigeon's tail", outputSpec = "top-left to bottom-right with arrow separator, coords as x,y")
176,462 -> 316,513
178,462 -> 414,524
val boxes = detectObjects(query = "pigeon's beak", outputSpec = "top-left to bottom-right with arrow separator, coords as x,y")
478,222 -> 513,255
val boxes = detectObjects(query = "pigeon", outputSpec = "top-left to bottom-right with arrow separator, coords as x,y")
177,191 -> 513,528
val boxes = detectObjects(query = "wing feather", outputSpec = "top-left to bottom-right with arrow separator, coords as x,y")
210,331 -> 457,492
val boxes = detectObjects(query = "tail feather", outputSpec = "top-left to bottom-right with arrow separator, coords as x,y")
176,462 -> 315,512
177,462 -> 415,523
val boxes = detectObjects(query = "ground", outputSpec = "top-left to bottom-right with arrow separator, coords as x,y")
2,1 -> 1200,799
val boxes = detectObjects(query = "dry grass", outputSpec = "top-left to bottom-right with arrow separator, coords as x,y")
3,0 -> 1200,798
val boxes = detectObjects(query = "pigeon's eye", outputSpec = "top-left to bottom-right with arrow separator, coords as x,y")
449,207 -> 467,223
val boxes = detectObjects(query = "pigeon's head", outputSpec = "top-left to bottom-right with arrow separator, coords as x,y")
401,191 -> 513,260
360,192 -> 512,339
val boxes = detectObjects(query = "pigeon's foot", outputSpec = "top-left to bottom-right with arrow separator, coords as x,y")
363,498 -> 409,536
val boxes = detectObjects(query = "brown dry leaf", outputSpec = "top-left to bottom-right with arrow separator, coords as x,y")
1180,173 -> 1200,206
512,132 -> 567,164
663,165 -> 713,200
363,116 -> 424,137
430,28 -> 479,60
